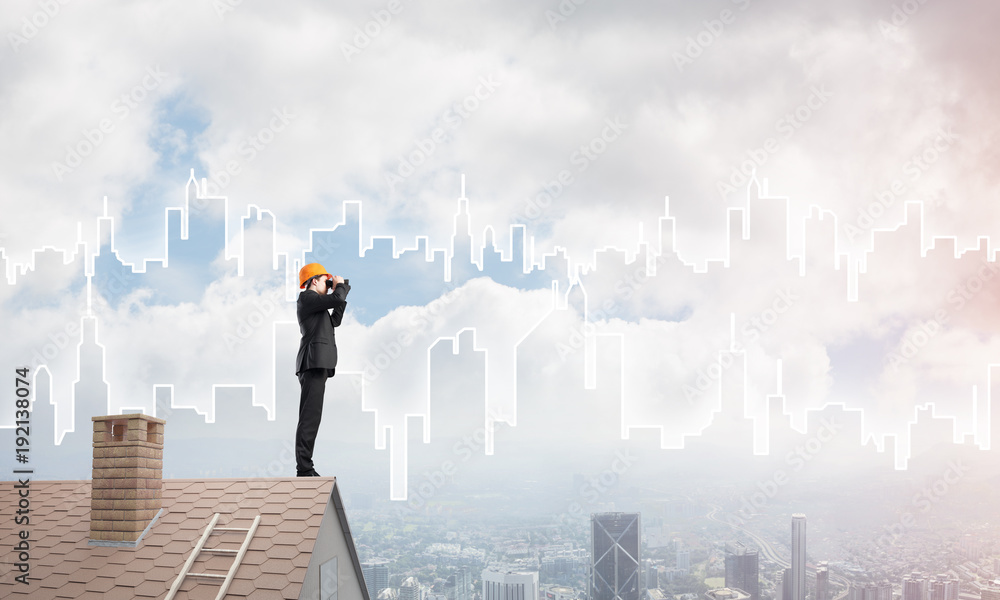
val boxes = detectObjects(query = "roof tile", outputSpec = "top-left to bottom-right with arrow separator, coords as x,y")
283,507 -> 315,521
183,482 -> 208,495
84,576 -> 117,593
53,582 -> 86,598
265,544 -> 299,560
103,586 -> 135,600
286,498 -> 314,510
241,550 -> 268,565
253,572 -> 290,590
159,552 -> 186,570
259,503 -> 287,515
226,578 -> 256,596
296,538 -> 318,554
270,532 -> 304,546
282,581 -> 304,599
276,519 -> 308,533
247,589 -> 282,600
225,482 -> 251,494
161,539 -> 195,555
29,587 -> 59,599
251,526 -> 278,543
260,558 -> 295,575
124,558 -> 156,573
0,477 -> 341,599
143,565 -> 177,582
68,567 -> 101,584
115,571 -> 146,587
234,563 -> 263,581
192,496 -> 219,509
132,579 -> 167,598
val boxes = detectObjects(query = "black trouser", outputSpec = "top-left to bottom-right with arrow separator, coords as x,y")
296,368 -> 329,473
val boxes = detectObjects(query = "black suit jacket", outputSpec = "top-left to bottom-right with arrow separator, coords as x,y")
295,281 -> 350,376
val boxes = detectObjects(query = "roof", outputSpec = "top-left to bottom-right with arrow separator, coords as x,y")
0,477 -> 370,600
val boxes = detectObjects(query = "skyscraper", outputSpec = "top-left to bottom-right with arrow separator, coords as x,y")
482,569 -> 538,600
780,568 -> 792,600
676,550 -> 690,573
724,542 -> 759,600
872,581 -> 894,600
447,568 -> 472,600
982,587 -> 1000,600
644,559 -> 658,590
791,514 -> 807,600
591,513 -> 641,600
903,572 -> 928,600
928,575 -> 959,600
960,534 -> 980,559
363,559 -> 391,600
852,580 -> 893,600
401,577 -> 422,600
815,562 -> 829,600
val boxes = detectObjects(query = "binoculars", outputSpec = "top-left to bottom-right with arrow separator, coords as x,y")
326,278 -> 348,291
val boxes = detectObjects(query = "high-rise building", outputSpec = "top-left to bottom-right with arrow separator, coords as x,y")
815,562 -> 829,600
960,534 -> 980,559
446,568 -> 472,600
591,513 -> 642,600
929,575 -> 959,600
644,559 -> 658,590
363,559 -> 391,600
852,580 -> 893,600
724,542 -> 759,600
903,572 -> 928,600
872,581 -> 893,600
981,586 -> 1000,600
401,577 -> 422,600
780,568 -> 792,600
791,514 -> 807,600
676,550 -> 690,573
482,569 -> 538,600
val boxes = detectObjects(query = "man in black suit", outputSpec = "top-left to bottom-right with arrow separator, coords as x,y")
295,262 -> 350,477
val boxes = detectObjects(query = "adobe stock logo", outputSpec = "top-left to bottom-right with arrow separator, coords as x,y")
341,0 -> 412,62
7,0 -> 73,55
564,450 -> 637,520
715,85 -> 833,199
872,459 -> 970,549
518,116 -> 627,224
672,0 -> 752,72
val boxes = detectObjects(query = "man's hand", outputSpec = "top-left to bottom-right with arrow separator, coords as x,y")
332,275 -> 345,285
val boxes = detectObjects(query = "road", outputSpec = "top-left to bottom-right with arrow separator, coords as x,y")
706,505 -> 852,594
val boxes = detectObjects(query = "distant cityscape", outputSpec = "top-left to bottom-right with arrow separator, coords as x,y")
351,510 -> 1000,600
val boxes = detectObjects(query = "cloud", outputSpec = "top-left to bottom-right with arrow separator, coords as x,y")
3,0 -> 1000,491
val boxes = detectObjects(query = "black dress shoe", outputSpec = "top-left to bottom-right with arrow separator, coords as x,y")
297,469 -> 321,477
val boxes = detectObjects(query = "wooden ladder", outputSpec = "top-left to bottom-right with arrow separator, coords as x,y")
164,512 -> 261,600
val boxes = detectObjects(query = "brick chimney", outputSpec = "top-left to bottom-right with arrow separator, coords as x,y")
90,413 -> 165,544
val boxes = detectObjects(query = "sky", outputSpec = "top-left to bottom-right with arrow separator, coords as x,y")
2,0 -> 1000,499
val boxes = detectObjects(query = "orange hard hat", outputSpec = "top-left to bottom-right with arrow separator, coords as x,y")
298,262 -> 331,288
